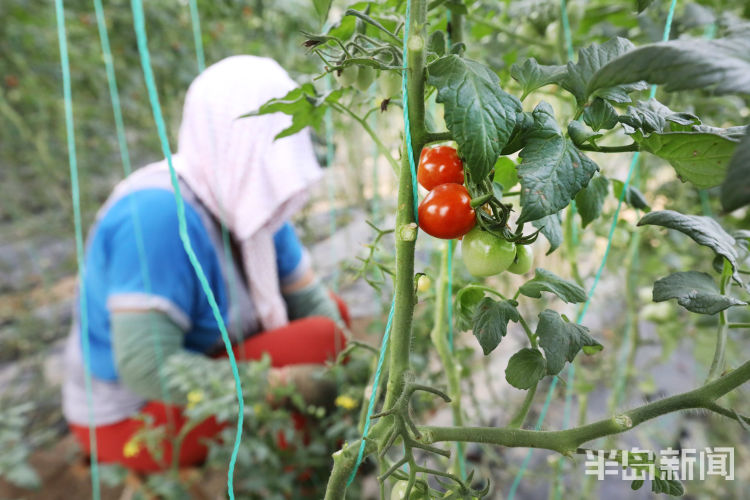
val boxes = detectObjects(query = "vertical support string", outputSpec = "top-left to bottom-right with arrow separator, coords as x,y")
91,0 -> 175,443
54,1 -> 101,498
129,1 -> 244,497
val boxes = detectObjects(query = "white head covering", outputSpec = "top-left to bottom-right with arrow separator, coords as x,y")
173,55 -> 322,329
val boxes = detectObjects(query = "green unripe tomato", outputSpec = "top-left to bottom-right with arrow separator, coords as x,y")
354,65 -> 376,92
377,70 -> 402,98
461,227 -> 516,277
335,66 -> 358,87
507,244 -> 533,274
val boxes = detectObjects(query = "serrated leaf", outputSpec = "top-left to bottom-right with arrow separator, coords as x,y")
575,174 -> 610,227
638,210 -> 740,282
427,55 -> 522,180
618,99 -> 700,135
588,34 -> 750,97
517,102 -> 599,223
563,37 -> 647,105
494,156 -> 518,190
612,179 -> 651,211
455,287 -> 485,332
536,310 -> 602,375
501,111 -> 535,155
652,476 -> 685,496
653,271 -> 746,315
630,130 -> 740,189
721,126 -> 750,212
619,100 -> 741,188
519,268 -> 587,303
505,348 -> 547,389
583,98 -> 619,131
533,212 -> 563,255
242,83 -> 342,139
510,58 -> 567,100
471,297 -> 520,355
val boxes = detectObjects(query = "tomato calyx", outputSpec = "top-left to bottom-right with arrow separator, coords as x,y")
462,169 -> 541,246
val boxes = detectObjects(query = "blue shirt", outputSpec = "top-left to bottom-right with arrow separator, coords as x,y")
82,188 -> 305,381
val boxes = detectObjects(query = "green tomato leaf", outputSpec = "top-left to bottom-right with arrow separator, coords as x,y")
493,156 -> 518,191
501,111 -> 535,155
536,310 -> 602,375
471,297 -> 520,355
651,476 -> 685,497
583,98 -> 619,131
620,100 -> 742,188
653,271 -> 746,315
575,174 -> 610,227
505,348 -> 547,389
588,29 -> 750,97
455,287 -> 485,332
510,58 -> 567,100
241,83 -> 342,139
428,31 -> 447,57
618,99 -> 700,134
638,210 -> 741,283
519,268 -> 587,303
611,179 -> 651,212
563,37 -> 647,105
532,213 -> 563,255
721,126 -> 750,212
517,102 -> 599,223
427,55 -> 522,181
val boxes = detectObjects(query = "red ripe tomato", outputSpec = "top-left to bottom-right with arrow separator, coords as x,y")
418,184 -> 476,239
417,145 -> 464,190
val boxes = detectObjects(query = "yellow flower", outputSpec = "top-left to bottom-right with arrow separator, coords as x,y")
122,439 -> 141,458
335,395 -> 358,410
186,390 -> 204,409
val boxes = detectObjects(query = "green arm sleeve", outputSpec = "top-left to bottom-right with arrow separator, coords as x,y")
282,279 -> 343,326
111,310 -> 202,403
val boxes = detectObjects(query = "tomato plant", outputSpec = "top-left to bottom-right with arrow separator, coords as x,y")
417,183 -> 476,239
461,227 -> 516,277
236,0 -> 750,498
417,145 -> 464,190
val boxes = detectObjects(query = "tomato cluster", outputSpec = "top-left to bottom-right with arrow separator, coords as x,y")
416,146 -> 475,240
461,227 -> 533,277
416,145 -> 534,277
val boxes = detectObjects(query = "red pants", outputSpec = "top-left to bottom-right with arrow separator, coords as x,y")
69,300 -> 349,472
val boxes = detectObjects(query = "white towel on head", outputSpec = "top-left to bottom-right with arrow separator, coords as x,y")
166,55 -> 322,330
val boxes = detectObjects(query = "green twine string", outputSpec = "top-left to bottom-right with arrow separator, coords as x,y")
91,0 -> 175,436
560,0 -> 575,62
54,1 -> 101,498
129,1 -> 244,497
188,0 -> 206,72
347,297 -> 397,485
348,1 -> 422,485
508,2 -> 678,498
